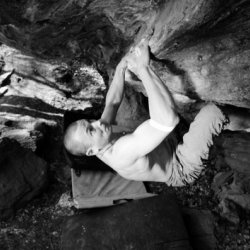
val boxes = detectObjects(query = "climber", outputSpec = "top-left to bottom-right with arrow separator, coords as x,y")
64,39 -> 249,186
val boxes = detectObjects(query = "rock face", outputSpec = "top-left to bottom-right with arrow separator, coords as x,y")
0,0 -> 249,224
0,44 -> 105,111
212,132 -> 250,224
0,42 -> 108,166
0,125 -> 43,151
0,138 -> 48,219
0,0 -> 249,110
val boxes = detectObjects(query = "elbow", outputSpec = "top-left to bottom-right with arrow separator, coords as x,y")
169,111 -> 180,128
106,95 -> 123,107
173,113 -> 180,127
151,109 -> 179,130
105,100 -> 120,108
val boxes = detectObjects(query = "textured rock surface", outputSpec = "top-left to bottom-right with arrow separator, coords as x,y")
212,132 -> 250,223
0,0 -> 249,110
0,43 -> 107,171
0,125 -> 43,151
61,194 -> 191,250
0,44 -> 105,111
182,208 -> 216,250
0,0 -> 249,231
0,138 -> 48,219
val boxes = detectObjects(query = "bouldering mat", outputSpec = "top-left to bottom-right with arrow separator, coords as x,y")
71,169 -> 155,209
61,194 -> 191,250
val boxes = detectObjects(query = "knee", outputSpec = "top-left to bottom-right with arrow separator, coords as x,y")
200,103 -> 218,113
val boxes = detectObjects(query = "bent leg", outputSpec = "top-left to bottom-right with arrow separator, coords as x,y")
174,103 -> 228,185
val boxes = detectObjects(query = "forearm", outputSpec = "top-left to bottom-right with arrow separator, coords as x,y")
105,65 -> 126,105
101,64 -> 126,123
138,65 -> 179,126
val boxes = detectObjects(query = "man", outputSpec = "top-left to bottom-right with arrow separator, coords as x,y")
64,39 -> 250,186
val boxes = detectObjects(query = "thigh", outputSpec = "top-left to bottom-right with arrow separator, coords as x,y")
175,104 -> 227,184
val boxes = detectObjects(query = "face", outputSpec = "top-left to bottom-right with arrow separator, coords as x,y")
75,119 -> 112,154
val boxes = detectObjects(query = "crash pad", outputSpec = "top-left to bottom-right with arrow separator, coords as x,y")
71,169 -> 155,209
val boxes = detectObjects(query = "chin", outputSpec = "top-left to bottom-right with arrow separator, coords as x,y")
99,129 -> 112,146
105,128 -> 112,138
106,125 -> 112,134
106,133 -> 112,143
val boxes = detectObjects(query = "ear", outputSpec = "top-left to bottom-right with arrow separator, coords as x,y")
86,147 -> 99,156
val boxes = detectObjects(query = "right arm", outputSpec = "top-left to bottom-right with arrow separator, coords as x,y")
112,41 -> 179,165
137,65 -> 179,127
128,41 -> 179,127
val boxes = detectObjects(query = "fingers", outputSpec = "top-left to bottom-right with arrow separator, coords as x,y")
135,47 -> 141,57
126,38 -> 149,68
128,45 -> 142,58
138,37 -> 149,48
141,28 -> 154,43
127,38 -> 148,57
126,56 -> 134,69
129,46 -> 135,54
133,38 -> 149,57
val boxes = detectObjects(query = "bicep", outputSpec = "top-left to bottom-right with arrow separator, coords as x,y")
114,120 -> 174,164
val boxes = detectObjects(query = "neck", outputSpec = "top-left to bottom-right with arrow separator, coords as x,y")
111,124 -> 132,133
110,131 -> 124,141
97,130 -> 127,158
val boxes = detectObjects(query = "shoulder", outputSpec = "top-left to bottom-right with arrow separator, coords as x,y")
97,135 -> 145,170
110,134 -> 139,165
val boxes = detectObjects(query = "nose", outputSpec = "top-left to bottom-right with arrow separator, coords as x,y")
92,120 -> 103,130
91,120 -> 100,126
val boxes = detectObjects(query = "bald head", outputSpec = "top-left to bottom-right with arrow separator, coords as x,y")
64,120 -> 89,156
64,118 -> 112,156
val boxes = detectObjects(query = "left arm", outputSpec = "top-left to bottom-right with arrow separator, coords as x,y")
100,59 -> 127,124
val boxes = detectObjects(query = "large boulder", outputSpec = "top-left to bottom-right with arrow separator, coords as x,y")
0,138 -> 48,219
0,123 -> 43,152
0,0 -> 249,111
61,194 -> 191,250
0,44 -> 107,173
0,44 -> 106,111
212,132 -> 250,224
